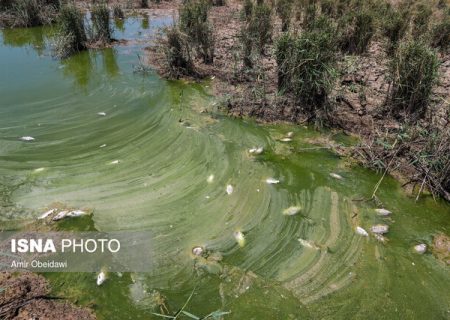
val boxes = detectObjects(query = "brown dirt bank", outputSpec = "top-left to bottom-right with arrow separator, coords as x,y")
0,272 -> 95,320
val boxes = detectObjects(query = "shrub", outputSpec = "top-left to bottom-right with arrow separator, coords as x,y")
412,2 -> 432,38
179,0 -> 214,63
247,2 -> 272,53
161,26 -> 195,77
141,0 -> 148,8
382,7 -> 409,54
91,3 -> 111,43
8,0 -> 57,27
338,10 -> 374,54
112,4 -> 124,19
389,41 -> 439,120
430,12 -> 450,52
276,17 -> 337,114
320,0 -> 334,17
276,0 -> 292,32
243,0 -> 253,19
303,1 -> 316,30
54,5 -> 86,58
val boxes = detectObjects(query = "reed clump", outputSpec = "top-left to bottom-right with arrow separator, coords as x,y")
179,0 -> 214,63
53,5 -> 86,58
161,26 -> 195,78
2,0 -> 58,27
90,3 -> 111,43
388,40 -> 439,120
276,17 -> 337,115
338,9 -> 375,54
112,4 -> 124,20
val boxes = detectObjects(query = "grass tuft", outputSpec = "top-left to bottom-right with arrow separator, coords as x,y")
90,3 -> 111,43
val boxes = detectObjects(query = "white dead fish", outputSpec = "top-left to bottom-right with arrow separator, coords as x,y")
375,208 -> 392,216
109,160 -> 120,165
234,231 -> 245,247
370,224 -> 389,234
38,208 -> 56,220
414,243 -> 427,254
283,206 -> 302,216
20,136 -> 35,141
192,246 -> 204,256
330,173 -> 343,180
280,138 -> 292,142
226,184 -> 234,195
298,238 -> 319,250
266,178 -> 280,184
33,167 -> 45,173
249,147 -> 264,155
97,112 -> 106,116
97,271 -> 107,286
356,226 -> 369,236
99,144 -> 107,148
374,234 -> 388,243
286,132 -> 294,137
67,210 -> 88,217
207,174 -> 214,183
52,210 -> 68,221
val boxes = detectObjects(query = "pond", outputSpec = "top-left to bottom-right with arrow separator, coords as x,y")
0,15 -> 449,320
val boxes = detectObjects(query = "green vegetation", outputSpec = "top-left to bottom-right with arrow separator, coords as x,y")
161,26 -> 195,78
90,3 -> 111,43
382,6 -> 409,53
53,5 -> 86,58
412,2 -> 432,38
430,10 -> 450,52
389,41 -> 439,120
276,0 -> 292,32
338,10 -> 374,54
179,0 -> 214,63
276,17 -> 337,115
112,4 -> 124,20
1,0 -> 58,27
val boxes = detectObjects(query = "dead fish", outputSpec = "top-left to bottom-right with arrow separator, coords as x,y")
375,208 -> 392,216
234,231 -> 245,247
97,112 -> 106,116
20,136 -> 35,141
414,243 -> 427,254
286,132 -> 294,137
298,238 -> 319,250
192,246 -> 204,256
52,210 -> 68,221
207,174 -> 214,183
330,173 -> 343,180
370,224 -> 389,234
99,144 -> 107,148
109,160 -> 120,165
374,234 -> 388,243
67,210 -> 88,217
249,147 -> 264,155
33,167 -> 45,173
280,138 -> 292,142
266,178 -> 280,184
283,206 -> 301,216
38,208 -> 56,220
226,184 -> 233,195
356,226 -> 369,236
97,271 -> 107,286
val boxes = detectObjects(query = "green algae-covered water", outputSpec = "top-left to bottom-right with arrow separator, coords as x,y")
1,17 -> 449,320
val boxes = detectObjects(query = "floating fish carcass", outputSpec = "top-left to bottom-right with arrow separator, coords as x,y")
234,231 -> 245,247
38,208 -> 56,220
266,178 -> 280,184
97,112 -> 106,116
286,132 -> 294,137
20,136 -> 35,141
279,138 -> 292,142
330,173 -> 343,180
298,238 -> 319,250
356,226 -> 369,236
97,271 -> 107,286
414,243 -> 427,254
66,210 -> 88,217
283,206 -> 302,216
109,160 -> 120,165
226,184 -> 234,195
375,208 -> 392,216
207,174 -> 214,183
192,246 -> 204,256
52,210 -> 69,221
249,147 -> 264,155
370,224 -> 389,234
